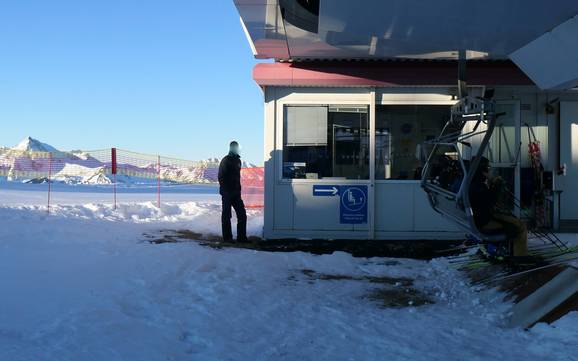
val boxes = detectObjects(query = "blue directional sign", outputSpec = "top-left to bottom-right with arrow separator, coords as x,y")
313,185 -> 340,197
313,184 -> 368,224
340,186 -> 368,224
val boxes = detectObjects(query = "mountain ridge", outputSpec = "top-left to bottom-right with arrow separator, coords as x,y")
1,137 -> 224,185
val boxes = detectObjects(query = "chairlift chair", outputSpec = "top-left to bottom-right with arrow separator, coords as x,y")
421,94 -> 508,243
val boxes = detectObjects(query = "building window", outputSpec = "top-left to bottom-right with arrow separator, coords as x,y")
279,0 -> 320,33
376,105 -> 449,180
283,105 -> 369,180
489,103 -> 518,165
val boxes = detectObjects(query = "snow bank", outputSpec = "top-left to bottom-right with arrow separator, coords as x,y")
3,201 -> 263,236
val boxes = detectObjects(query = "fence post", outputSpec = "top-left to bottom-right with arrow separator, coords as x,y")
47,152 -> 52,214
157,155 -> 161,208
111,148 -> 117,210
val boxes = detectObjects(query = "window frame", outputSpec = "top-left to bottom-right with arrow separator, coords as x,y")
280,103 -> 371,183
374,95 -> 464,184
275,87 -> 486,185
374,103 -> 455,182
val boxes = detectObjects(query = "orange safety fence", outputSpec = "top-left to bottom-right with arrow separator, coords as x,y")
241,167 -> 265,209
0,147 -> 264,211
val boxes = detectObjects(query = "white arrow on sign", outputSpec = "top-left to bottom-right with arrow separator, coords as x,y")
316,187 -> 339,196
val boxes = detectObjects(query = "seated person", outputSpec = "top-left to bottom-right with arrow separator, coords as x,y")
469,157 -> 528,257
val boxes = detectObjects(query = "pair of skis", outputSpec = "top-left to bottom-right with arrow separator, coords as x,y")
445,240 -> 578,285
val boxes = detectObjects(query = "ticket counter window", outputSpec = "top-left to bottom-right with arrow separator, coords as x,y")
376,105 -> 449,180
283,105 -> 369,180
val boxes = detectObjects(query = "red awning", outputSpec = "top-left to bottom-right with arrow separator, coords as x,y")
253,61 -> 535,88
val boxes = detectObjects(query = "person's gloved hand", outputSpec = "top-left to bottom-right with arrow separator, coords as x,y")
491,175 -> 504,184
489,176 -> 505,190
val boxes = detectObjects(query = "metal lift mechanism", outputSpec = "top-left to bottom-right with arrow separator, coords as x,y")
421,95 -> 507,242
421,54 -> 507,242
421,56 -> 572,252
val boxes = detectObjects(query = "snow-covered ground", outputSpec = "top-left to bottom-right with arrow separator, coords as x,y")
0,188 -> 577,361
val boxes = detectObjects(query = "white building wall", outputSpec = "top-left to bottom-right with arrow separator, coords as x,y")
263,86 -> 578,240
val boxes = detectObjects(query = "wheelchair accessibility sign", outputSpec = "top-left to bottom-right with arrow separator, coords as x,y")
312,185 -> 368,224
340,186 -> 367,224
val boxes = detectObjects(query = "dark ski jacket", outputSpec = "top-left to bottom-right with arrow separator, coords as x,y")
218,152 -> 242,197
469,175 -> 497,228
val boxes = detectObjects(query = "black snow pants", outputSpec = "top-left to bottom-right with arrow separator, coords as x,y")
221,194 -> 247,242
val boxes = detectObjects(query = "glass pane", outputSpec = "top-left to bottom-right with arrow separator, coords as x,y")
284,106 -> 327,146
376,105 -> 449,180
422,144 -> 466,194
283,105 -> 369,180
488,103 -> 518,164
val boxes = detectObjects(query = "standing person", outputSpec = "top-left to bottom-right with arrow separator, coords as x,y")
218,141 -> 248,243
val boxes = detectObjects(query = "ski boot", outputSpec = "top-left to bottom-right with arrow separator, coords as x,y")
478,242 -> 511,262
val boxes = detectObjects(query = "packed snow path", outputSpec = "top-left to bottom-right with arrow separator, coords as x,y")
0,201 -> 577,361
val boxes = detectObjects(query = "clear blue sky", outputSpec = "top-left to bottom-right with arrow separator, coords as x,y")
0,1 -> 264,164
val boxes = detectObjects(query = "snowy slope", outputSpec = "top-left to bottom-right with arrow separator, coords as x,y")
0,197 -> 576,361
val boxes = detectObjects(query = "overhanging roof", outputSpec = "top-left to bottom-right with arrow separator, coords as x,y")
234,0 -> 578,90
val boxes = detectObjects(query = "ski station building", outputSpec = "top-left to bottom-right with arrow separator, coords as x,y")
234,1 -> 578,241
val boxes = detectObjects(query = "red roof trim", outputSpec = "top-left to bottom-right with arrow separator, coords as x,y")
253,61 -> 535,87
